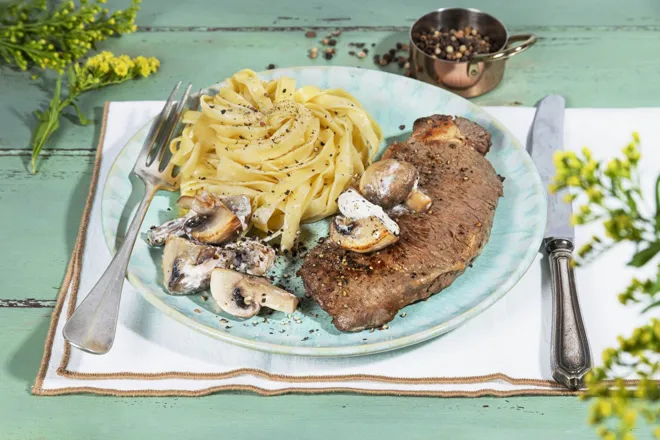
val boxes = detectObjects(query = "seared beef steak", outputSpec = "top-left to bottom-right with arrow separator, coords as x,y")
298,115 -> 504,332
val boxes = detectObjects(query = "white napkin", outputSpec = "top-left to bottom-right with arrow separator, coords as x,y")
35,103 -> 658,396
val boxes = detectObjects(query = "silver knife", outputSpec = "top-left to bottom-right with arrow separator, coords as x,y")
529,95 -> 592,390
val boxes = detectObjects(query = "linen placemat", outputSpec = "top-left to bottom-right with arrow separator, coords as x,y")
33,103 -> 657,397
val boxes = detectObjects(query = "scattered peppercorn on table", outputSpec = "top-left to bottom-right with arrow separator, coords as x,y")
2,1 -> 660,438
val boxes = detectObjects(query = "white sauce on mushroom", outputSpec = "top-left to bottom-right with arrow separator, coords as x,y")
337,188 -> 400,236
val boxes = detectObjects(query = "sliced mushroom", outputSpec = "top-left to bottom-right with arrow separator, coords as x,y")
177,192 -> 251,243
162,236 -> 218,295
330,215 -> 399,253
217,237 -> 276,276
146,211 -> 195,247
405,188 -> 432,213
177,192 -> 215,215
178,192 -> 251,225
359,159 -> 418,209
220,195 -> 252,230
161,236 -> 276,295
338,188 -> 400,235
210,268 -> 299,318
330,188 -> 400,253
182,202 -> 240,244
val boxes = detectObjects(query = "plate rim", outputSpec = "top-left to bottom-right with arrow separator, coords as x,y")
102,65 -> 547,357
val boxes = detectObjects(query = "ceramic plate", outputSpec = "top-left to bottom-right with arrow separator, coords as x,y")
102,66 -> 546,357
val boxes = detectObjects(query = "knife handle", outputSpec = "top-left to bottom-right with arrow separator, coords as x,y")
546,238 -> 592,389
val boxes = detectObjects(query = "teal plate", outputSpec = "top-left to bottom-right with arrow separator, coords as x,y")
102,66 -> 546,357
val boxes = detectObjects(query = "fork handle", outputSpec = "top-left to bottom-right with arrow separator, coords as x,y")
63,183 -> 157,354
546,238 -> 592,389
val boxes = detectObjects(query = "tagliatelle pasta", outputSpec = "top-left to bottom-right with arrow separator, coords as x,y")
169,69 -> 383,250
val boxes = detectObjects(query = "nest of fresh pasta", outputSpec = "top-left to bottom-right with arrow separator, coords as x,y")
168,69 -> 383,250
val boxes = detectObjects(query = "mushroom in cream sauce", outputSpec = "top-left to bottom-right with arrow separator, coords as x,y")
210,268 -> 299,318
330,188 -> 400,253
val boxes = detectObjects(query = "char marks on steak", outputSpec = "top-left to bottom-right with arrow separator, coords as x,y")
298,115 -> 504,332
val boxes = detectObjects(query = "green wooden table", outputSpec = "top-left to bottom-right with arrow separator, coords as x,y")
2,1 -> 658,438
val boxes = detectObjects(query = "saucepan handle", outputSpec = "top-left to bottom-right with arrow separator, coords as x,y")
467,34 -> 537,77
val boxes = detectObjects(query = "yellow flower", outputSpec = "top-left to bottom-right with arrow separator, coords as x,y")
563,193 -> 576,203
622,409 -> 637,427
137,64 -> 150,77
149,57 -> 160,71
599,400 -> 613,417
586,187 -> 603,204
623,141 -> 641,164
632,131 -> 640,143
577,243 -> 593,258
581,146 -> 592,160
579,205 -> 591,215
548,183 -> 558,194
566,176 -> 581,187
553,151 -> 565,168
99,61 -> 110,73
581,160 -> 598,182
570,213 -> 583,226
113,62 -> 129,77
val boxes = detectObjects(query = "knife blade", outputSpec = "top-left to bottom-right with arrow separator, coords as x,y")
529,95 -> 592,390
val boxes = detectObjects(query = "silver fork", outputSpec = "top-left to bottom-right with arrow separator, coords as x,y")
63,82 -> 192,355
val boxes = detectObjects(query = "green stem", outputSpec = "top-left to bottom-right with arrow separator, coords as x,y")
0,39 -> 50,57
655,174 -> 660,232
30,97 -> 72,174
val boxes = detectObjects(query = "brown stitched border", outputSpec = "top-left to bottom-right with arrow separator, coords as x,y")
33,102 -> 109,395
33,385 -> 579,398
32,102 -> 638,397
54,369 -> 565,387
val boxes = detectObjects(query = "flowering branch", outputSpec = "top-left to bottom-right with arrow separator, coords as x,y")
552,135 -> 660,440
0,0 -> 140,73
31,51 -> 160,173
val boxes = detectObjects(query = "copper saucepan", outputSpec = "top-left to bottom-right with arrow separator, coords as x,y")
409,8 -> 536,98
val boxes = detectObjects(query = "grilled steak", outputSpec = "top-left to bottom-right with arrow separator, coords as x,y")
298,115 -> 504,332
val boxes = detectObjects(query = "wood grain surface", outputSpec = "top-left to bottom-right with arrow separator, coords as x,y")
1,0 -> 658,438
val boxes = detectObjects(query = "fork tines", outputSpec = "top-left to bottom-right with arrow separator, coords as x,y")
135,82 -> 193,172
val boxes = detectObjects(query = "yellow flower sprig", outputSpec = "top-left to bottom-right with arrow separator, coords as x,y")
0,0 -> 140,73
550,134 -> 652,263
31,52 -> 160,173
583,318 -> 660,440
552,135 -> 660,439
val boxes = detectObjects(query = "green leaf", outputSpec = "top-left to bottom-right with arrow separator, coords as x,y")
70,101 -> 91,125
651,271 -> 660,294
628,241 -> 660,267
30,76 -> 65,174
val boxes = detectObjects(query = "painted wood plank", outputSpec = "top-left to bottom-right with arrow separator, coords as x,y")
0,154 -> 93,301
0,307 -> 603,440
0,299 -> 56,308
113,0 -> 660,27
2,27 -> 660,152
